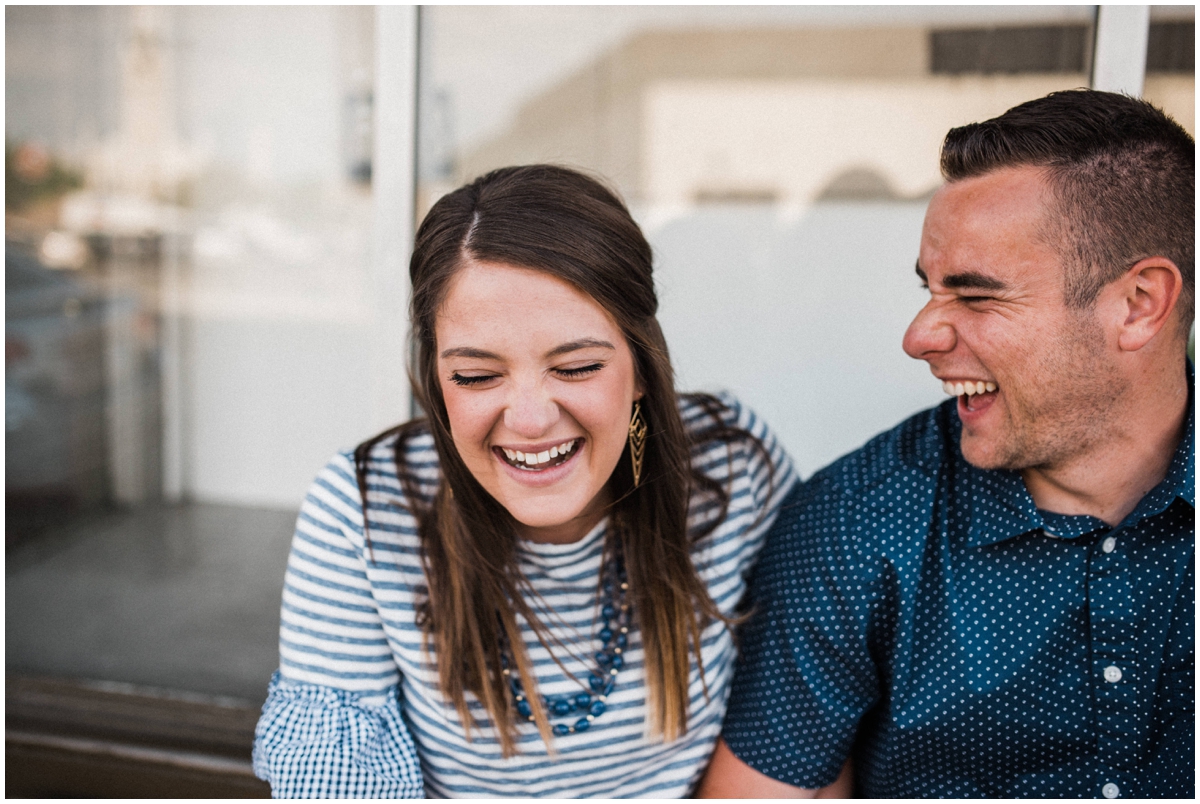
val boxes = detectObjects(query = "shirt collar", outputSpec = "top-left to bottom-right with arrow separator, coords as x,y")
956,360 -> 1194,549
959,453 -> 1042,549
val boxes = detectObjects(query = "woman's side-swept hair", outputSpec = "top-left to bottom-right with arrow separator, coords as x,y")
354,164 -> 751,755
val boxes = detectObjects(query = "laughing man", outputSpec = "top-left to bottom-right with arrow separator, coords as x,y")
700,90 -> 1194,798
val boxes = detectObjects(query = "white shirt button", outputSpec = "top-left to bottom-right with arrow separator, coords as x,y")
1104,665 -> 1123,683
1102,536 -> 1117,553
1102,782 -> 1120,798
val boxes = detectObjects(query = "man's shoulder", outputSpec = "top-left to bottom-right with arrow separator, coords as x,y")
760,401 -> 956,577
806,399 -> 955,500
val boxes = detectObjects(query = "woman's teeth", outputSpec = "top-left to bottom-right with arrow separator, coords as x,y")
501,439 -> 577,469
943,380 -> 997,397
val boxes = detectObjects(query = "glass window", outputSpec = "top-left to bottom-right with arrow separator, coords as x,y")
8,4 -> 1192,796
7,6 -> 377,795
1143,6 -> 1196,138
416,5 -> 1123,478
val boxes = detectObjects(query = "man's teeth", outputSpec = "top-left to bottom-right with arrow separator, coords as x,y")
501,439 -> 576,467
942,380 -> 997,397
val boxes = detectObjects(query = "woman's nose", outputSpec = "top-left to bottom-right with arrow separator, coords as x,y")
902,301 -> 957,361
503,383 -> 560,438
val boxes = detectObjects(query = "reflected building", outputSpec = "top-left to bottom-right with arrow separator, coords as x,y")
440,21 -> 1193,216
7,7 -> 378,796
421,15 -> 1194,481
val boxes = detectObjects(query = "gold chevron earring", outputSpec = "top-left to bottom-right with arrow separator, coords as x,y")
628,399 -> 647,487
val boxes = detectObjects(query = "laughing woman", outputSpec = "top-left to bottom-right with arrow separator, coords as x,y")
252,165 -> 798,797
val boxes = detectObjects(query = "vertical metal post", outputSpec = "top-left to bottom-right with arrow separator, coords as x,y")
1091,5 -> 1151,96
369,6 -> 418,433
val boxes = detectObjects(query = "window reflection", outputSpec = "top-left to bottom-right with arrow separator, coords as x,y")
418,6 -> 1196,480
7,6 -> 376,795
5,4 -> 1193,797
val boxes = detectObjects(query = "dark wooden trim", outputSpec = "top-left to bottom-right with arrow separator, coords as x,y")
6,674 -> 271,797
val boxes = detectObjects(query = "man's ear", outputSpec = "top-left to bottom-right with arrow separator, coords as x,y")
1114,257 -> 1183,352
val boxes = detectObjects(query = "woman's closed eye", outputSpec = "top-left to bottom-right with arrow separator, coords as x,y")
449,372 -> 497,387
555,362 -> 605,379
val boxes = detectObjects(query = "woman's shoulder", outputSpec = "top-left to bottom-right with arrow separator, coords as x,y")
298,421 -> 440,554
351,420 -> 441,503
678,390 -> 776,456
678,389 -> 797,512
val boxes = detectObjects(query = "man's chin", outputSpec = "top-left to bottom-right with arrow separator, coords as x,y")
959,434 -> 1020,472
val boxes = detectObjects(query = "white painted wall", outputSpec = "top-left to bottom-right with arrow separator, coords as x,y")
650,202 -> 943,479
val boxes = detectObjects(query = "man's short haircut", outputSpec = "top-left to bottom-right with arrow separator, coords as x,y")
940,89 -> 1195,335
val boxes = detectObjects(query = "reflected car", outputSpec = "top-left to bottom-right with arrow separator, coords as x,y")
6,241 -> 109,540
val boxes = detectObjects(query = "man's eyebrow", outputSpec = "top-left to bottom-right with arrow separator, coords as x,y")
440,346 -> 501,359
546,338 -> 615,358
943,272 -> 1008,291
914,261 -> 1007,291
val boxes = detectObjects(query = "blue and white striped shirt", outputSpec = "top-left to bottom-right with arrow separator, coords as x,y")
253,392 -> 795,797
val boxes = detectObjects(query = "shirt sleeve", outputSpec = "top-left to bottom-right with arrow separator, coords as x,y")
253,671 -> 423,798
720,478 -> 885,789
254,450 -> 424,797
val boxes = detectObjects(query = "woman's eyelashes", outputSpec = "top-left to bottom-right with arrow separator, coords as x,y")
447,362 -> 605,388
449,372 -> 496,387
555,362 -> 604,379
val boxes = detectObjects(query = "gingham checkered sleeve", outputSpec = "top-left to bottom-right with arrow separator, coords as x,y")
252,449 -> 424,798
252,671 -> 423,798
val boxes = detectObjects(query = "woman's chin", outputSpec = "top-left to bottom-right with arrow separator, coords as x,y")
503,491 -> 612,545
477,441 -> 616,543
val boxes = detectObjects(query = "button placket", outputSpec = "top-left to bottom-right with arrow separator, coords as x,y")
1087,537 -> 1141,767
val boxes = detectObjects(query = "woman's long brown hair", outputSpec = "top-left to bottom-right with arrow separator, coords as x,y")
354,165 -> 759,756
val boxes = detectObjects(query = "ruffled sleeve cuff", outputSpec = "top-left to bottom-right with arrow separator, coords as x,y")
253,670 -> 424,798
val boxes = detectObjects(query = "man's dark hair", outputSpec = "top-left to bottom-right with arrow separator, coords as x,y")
941,89 -> 1195,335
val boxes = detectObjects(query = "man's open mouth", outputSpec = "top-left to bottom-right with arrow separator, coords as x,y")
943,380 -> 998,413
496,439 -> 579,471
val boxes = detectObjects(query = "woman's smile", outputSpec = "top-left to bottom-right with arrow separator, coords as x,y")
495,437 -> 582,471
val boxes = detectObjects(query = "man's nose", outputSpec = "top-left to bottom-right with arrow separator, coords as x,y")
902,301 -> 957,360
503,382 -> 560,438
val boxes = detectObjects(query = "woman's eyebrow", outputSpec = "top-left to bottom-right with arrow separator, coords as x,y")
440,339 -> 615,360
546,338 -> 615,358
440,346 -> 501,359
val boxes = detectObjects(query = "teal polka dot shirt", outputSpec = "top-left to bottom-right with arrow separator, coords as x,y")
723,369 -> 1194,798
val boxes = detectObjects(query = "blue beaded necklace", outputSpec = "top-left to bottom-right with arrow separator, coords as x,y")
500,551 -> 631,736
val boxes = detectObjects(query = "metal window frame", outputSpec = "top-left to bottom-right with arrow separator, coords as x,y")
370,5 -> 419,429
1091,5 -> 1151,95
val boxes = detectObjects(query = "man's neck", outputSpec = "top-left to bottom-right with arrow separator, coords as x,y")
1021,359 -> 1189,526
